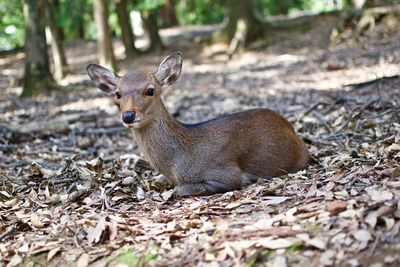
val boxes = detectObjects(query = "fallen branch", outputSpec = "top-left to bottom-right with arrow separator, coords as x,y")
0,225 -> 17,242
299,102 -> 330,121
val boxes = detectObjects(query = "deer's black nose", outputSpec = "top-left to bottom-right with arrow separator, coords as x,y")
122,111 -> 136,123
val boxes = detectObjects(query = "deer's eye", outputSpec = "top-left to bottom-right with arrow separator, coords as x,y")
115,91 -> 121,99
146,88 -> 155,96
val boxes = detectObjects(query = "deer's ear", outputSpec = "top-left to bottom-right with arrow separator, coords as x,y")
155,51 -> 183,86
86,64 -> 119,93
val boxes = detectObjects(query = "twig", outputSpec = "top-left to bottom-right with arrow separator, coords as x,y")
0,160 -> 33,168
66,183 -> 77,194
369,107 -> 400,119
0,143 -> 23,151
369,233 -> 380,254
51,178 -> 77,186
0,225 -> 17,242
1,174 -> 23,186
103,180 -> 123,211
57,147 -> 81,153
75,126 -> 126,135
105,180 -> 122,195
335,100 -> 377,132
376,134 -> 395,144
360,98 -> 378,111
299,102 -> 330,121
136,237 -> 152,267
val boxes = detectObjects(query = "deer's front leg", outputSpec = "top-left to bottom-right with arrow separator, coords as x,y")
175,168 -> 243,197
154,174 -> 173,186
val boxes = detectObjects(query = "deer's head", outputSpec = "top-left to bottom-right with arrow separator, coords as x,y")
87,52 -> 183,129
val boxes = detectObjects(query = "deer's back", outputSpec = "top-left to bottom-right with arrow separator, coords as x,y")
186,108 -> 309,177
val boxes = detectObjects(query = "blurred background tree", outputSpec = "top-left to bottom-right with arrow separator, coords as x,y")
114,0 -> 137,57
45,0 -> 68,80
21,0 -> 54,97
161,0 -> 178,27
175,0 -> 224,25
137,0 -> 165,52
93,0 -> 117,71
1,0 -> 398,96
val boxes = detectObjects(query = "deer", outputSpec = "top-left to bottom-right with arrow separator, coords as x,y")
86,52 -> 309,197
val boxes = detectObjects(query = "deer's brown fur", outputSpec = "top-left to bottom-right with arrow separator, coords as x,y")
87,52 -> 309,196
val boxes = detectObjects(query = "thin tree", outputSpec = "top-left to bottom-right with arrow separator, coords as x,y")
46,0 -> 68,80
22,0 -> 55,97
161,0 -> 178,28
114,0 -> 137,57
75,1 -> 86,39
223,0 -> 264,56
351,0 -> 367,9
52,0 -> 65,40
142,8 -> 164,52
93,0 -> 117,71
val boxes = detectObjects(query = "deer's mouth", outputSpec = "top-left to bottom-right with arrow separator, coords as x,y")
122,118 -> 142,128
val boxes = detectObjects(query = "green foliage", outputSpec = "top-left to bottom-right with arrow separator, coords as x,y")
255,0 -> 344,17
109,7 -> 120,37
56,0 -> 93,40
112,251 -> 140,265
107,250 -> 157,265
305,0 -> 344,12
246,249 -> 275,266
303,222 -> 323,235
286,243 -> 304,253
0,1 -> 24,51
134,0 -> 165,11
176,0 -> 225,25
255,0 -> 311,16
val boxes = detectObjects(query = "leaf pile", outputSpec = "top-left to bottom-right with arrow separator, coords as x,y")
1,27 -> 400,266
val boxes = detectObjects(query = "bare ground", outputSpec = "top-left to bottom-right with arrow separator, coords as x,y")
0,24 -> 400,267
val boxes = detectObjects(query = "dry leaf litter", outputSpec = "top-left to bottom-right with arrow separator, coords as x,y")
0,23 -> 400,266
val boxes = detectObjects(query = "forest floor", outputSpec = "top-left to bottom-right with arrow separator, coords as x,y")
1,22 -> 400,267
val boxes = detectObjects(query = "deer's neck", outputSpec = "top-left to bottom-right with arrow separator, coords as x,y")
132,101 -> 190,177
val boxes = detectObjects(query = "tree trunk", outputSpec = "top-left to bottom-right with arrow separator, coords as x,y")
142,9 -> 164,52
93,0 -> 117,71
52,0 -> 65,40
76,3 -> 86,39
46,0 -> 68,80
225,0 -> 264,44
114,0 -> 137,57
223,0 -> 264,56
351,0 -> 367,9
22,0 -> 55,97
161,0 -> 178,27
